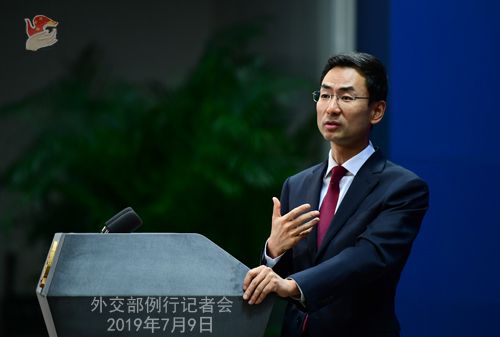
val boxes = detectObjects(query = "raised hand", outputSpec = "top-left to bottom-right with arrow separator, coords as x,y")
267,197 -> 319,258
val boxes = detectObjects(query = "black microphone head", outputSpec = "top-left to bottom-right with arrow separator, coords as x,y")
102,207 -> 142,233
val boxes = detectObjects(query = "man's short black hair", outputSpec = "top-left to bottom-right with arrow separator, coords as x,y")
320,52 -> 388,104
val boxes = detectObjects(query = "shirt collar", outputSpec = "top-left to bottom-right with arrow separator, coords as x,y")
325,141 -> 375,177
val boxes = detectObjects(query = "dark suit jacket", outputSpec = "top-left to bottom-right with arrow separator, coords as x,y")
270,149 -> 429,337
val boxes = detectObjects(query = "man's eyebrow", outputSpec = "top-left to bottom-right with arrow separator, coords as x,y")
337,86 -> 356,92
320,84 -> 356,92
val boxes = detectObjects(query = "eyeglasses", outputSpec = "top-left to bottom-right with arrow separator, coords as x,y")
312,91 -> 370,105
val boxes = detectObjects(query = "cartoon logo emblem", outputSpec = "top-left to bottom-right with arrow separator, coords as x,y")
24,15 -> 59,51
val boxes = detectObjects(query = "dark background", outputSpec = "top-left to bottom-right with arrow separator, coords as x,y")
1,1 -> 499,336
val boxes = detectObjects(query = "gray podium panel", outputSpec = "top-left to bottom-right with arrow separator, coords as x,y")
36,233 -> 274,337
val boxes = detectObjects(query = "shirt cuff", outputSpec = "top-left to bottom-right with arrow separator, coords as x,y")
286,277 -> 306,306
263,240 -> 284,267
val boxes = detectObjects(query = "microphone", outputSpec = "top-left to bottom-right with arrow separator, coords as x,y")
101,207 -> 143,233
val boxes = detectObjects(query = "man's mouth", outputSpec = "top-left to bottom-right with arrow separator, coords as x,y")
324,120 -> 341,130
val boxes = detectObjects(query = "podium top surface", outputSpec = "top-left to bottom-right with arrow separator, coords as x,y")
41,233 -> 249,297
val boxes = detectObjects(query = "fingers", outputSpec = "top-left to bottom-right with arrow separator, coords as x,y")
273,199 -> 315,221
297,227 -> 314,238
291,212 -> 320,236
272,197 -> 281,219
242,266 -> 277,305
282,208 -> 319,238
243,266 -> 262,291
269,201 -> 319,255
293,209 -> 320,224
242,266 -> 298,305
296,222 -> 317,237
252,273 -> 275,304
286,203 -> 313,221
242,266 -> 267,303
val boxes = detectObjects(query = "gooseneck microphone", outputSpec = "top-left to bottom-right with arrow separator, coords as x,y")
101,207 -> 143,233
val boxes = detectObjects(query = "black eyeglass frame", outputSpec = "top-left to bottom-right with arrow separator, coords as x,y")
312,90 -> 370,104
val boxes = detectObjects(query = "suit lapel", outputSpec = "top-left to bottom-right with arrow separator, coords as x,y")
301,161 -> 327,258
315,150 -> 386,261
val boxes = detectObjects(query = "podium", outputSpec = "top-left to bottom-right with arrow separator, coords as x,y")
36,233 -> 274,337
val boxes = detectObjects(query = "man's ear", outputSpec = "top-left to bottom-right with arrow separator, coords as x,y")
370,100 -> 386,125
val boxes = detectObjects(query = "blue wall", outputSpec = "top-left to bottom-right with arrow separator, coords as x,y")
389,1 -> 500,336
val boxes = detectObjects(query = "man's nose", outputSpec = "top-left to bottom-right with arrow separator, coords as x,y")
325,97 -> 341,113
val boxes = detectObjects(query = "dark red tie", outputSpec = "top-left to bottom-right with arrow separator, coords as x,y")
317,165 -> 347,247
302,166 -> 348,334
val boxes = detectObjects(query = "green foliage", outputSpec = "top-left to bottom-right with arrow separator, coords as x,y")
1,26 -> 318,266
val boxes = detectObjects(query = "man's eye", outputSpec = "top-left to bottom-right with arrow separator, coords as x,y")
340,95 -> 355,102
320,94 -> 331,100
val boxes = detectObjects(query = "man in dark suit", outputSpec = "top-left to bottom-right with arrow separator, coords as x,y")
242,52 -> 429,337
